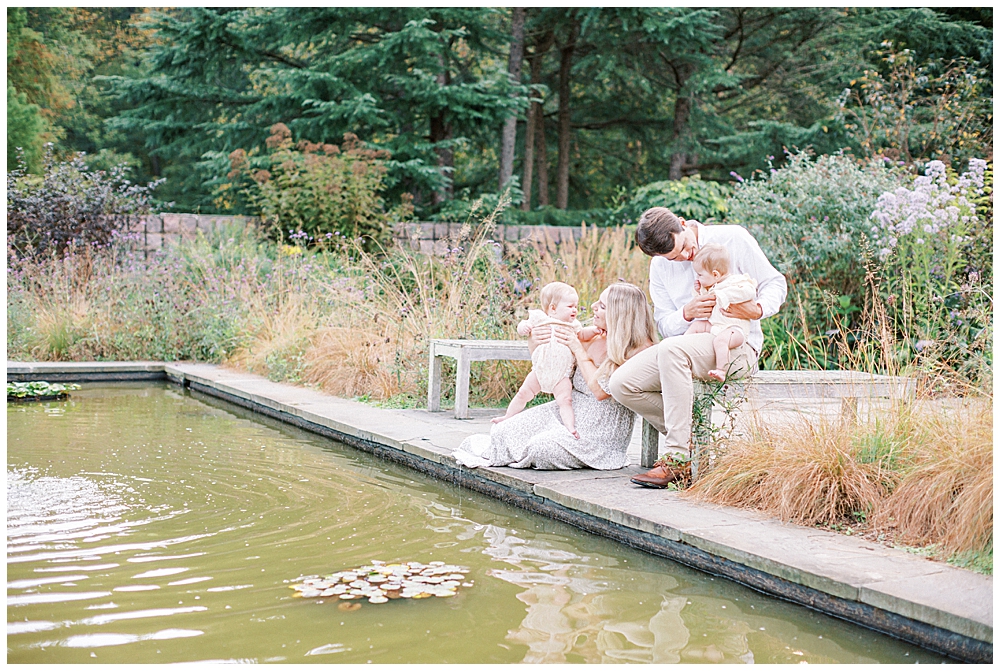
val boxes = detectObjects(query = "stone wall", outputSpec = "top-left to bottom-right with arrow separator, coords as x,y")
392,221 -> 588,255
132,214 -> 258,254
135,214 -> 591,255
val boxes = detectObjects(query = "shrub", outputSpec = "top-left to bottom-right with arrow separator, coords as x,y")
7,145 -> 161,257
502,206 -> 616,227
619,175 -> 731,225
728,151 -> 907,308
839,42 -> 993,168
726,152 -> 909,369
868,159 -> 992,381
223,125 -> 412,251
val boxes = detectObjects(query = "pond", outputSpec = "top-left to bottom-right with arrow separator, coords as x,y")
7,383 -> 946,663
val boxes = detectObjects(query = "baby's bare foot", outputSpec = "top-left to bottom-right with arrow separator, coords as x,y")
491,416 -> 507,424
571,430 -> 580,440
707,369 -> 726,382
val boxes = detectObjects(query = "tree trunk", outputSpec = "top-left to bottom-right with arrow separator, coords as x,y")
522,29 -> 554,211
499,8 -> 526,192
669,69 -> 694,181
535,107 -> 550,207
521,102 -> 536,211
431,53 -> 454,205
555,21 -> 578,209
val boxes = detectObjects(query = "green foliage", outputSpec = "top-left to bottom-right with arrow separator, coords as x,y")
620,176 -> 731,225
220,125 -> 412,250
7,82 -> 44,172
7,7 -> 992,217
840,42 -> 993,167
433,201 -> 616,227
727,152 -> 907,326
104,8 -> 519,213
502,206 -> 616,227
7,381 -> 80,399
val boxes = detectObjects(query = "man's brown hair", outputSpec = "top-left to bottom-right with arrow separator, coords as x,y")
635,207 -> 684,256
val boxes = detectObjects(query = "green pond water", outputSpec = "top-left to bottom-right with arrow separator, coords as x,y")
7,383 -> 947,664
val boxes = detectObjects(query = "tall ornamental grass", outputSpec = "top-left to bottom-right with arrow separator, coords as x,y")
7,208 -> 651,405
688,395 -> 992,572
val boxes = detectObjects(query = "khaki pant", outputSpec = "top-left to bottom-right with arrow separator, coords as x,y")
608,333 -> 758,451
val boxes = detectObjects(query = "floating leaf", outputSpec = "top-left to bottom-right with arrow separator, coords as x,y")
290,560 -> 474,605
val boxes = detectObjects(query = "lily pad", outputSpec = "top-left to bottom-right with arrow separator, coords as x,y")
290,560 -> 473,605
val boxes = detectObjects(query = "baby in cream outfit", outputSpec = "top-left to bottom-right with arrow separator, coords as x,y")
493,282 -> 599,439
684,243 -> 759,382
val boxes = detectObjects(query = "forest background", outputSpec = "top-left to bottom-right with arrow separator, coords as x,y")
7,7 -> 992,214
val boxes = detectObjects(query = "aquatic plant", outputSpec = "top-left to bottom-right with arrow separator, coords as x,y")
289,560 -> 473,606
7,381 -> 80,400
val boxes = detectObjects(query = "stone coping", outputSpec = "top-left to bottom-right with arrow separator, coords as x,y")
6,360 -> 992,663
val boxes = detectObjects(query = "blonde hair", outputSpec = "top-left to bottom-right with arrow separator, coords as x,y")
597,282 -> 658,382
539,281 -> 577,313
693,243 -> 730,276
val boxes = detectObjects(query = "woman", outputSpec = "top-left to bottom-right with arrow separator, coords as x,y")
453,282 -> 657,470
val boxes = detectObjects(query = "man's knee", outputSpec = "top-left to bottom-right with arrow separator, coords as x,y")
658,338 -> 688,369
608,368 -> 628,403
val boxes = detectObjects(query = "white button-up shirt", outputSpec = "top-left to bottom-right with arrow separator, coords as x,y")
648,221 -> 787,354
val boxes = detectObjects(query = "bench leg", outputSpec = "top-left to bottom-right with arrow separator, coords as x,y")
840,396 -> 859,423
640,419 -> 659,468
454,351 -> 471,419
427,349 -> 443,412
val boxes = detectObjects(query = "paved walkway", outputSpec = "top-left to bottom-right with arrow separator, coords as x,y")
7,361 -> 992,662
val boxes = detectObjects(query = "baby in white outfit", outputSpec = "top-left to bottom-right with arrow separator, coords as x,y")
684,243 -> 759,382
493,281 -> 599,439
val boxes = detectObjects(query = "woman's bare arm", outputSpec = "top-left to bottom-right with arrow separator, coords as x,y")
556,326 -> 612,401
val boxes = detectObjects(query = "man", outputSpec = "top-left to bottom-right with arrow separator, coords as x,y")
609,207 -> 787,488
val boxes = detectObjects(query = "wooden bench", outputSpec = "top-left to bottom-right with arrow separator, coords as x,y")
426,339 -> 915,469
428,339 -> 530,419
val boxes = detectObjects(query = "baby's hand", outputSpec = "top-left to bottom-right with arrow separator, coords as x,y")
517,322 -> 532,337
694,278 -> 702,292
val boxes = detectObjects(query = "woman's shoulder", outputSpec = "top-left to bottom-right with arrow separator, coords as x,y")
584,334 -> 608,361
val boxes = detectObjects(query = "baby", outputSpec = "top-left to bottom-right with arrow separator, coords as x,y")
685,243 -> 759,382
493,281 -> 600,438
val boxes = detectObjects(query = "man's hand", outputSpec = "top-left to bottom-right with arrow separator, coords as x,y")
722,300 -> 764,320
683,293 -> 716,321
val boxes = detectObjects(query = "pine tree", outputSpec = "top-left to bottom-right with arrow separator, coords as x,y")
105,8 -> 523,213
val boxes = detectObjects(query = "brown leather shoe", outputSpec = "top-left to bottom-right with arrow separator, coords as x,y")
630,456 -> 691,489
630,464 -> 680,489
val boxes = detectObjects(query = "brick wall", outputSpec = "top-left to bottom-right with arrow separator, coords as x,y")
134,214 -> 591,255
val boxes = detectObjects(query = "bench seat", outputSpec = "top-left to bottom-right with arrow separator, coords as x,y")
426,339 -> 914,468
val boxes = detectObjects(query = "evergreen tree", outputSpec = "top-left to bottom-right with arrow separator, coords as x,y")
106,8 -> 523,213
